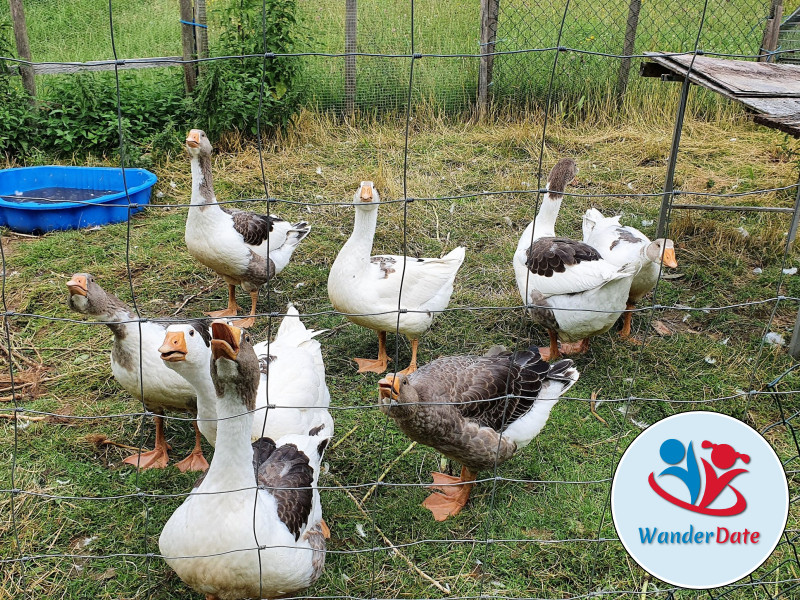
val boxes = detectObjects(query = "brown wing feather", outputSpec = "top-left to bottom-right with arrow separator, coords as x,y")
252,438 -> 314,540
409,350 -> 550,432
222,207 -> 278,246
526,237 -> 601,277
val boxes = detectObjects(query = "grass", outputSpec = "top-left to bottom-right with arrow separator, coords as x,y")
1,108 -> 800,599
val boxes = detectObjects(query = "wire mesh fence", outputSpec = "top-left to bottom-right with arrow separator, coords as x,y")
1,0 -> 800,599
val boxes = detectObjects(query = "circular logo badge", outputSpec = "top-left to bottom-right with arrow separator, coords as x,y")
611,411 -> 789,589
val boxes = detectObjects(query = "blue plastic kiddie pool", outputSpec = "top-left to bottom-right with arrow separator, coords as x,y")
0,166 -> 157,234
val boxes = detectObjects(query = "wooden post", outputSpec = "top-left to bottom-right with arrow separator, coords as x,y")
344,0 -> 357,116
179,0 -> 197,93
194,0 -> 208,65
478,0 -> 499,114
8,0 -> 35,99
616,0 -> 642,99
759,0 -> 784,62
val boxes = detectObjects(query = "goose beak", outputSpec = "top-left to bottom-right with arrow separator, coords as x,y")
159,331 -> 188,362
66,274 -> 88,297
186,130 -> 201,149
662,247 -> 678,269
378,375 -> 400,400
211,322 -> 241,361
359,182 -> 374,202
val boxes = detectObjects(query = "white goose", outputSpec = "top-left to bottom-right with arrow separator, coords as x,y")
159,304 -> 333,446
159,322 -> 330,600
582,207 -> 678,339
66,273 -> 207,472
513,159 -> 638,359
185,129 -> 311,327
328,181 -> 466,374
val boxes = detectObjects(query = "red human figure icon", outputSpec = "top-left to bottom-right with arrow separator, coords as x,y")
698,441 -> 750,512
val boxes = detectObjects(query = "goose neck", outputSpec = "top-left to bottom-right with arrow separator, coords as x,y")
533,193 -> 562,238
342,205 -> 378,257
190,154 -> 216,206
203,393 -> 256,490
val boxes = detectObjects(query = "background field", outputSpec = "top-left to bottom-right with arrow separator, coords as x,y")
1,109 -> 800,598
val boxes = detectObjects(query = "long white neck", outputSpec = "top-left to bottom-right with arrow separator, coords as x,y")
532,192 -> 563,239
189,154 -> 216,206
202,389 -> 255,492
170,361 -> 219,446
341,206 -> 378,258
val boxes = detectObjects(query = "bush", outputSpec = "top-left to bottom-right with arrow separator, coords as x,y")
190,0 -> 300,138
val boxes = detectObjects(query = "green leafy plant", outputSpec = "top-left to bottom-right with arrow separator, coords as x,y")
191,0 -> 300,139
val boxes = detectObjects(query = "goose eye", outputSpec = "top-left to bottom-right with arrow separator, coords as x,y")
244,334 -> 251,343
189,330 -> 195,337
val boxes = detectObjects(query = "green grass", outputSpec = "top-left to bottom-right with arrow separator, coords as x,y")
1,111 -> 799,598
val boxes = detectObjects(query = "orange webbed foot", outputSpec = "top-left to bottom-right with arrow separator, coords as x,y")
232,316 -> 255,328
354,357 -> 389,374
205,307 -> 239,318
558,339 -> 590,355
537,346 -> 559,361
174,449 -> 209,473
122,446 -> 170,470
320,519 -> 331,539
422,471 -> 474,521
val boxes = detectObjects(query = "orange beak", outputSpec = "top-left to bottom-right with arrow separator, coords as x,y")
360,182 -> 374,202
186,129 -> 200,148
66,274 -> 88,297
211,322 -> 241,361
662,247 -> 678,269
159,331 -> 188,362
378,375 -> 400,400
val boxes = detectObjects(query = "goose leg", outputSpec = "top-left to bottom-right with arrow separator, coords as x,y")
396,338 -> 419,375
233,291 -> 259,328
174,421 -> 209,473
354,330 -> 390,374
123,414 -> 171,470
619,303 -> 641,344
423,466 -> 477,521
538,329 -> 561,361
559,338 -> 590,355
206,284 -> 240,318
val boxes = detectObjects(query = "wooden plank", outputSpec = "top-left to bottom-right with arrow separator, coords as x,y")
753,112 -> 800,137
667,54 -> 800,96
9,57 -> 184,76
758,0 -> 783,63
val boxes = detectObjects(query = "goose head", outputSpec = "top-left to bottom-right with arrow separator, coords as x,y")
545,158 -> 578,199
159,321 -> 212,372
210,322 -> 259,411
645,238 -> 677,268
378,373 -> 418,419
185,129 -> 213,158
66,273 -> 125,318
352,181 -> 380,212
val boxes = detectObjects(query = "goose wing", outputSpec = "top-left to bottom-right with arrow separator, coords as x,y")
368,247 -> 465,310
411,351 -> 550,432
221,207 -> 278,246
523,237 -> 629,297
253,438 -> 314,540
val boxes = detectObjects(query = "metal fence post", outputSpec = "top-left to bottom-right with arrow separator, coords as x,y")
785,171 -> 800,359
179,0 -> 197,93
616,0 -> 642,99
345,0 -> 357,115
759,0 -> 784,62
478,0 -> 499,114
656,77 -> 691,239
8,0 -> 36,99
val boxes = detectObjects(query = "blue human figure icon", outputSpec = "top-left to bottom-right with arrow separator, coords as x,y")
658,438 -> 701,505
